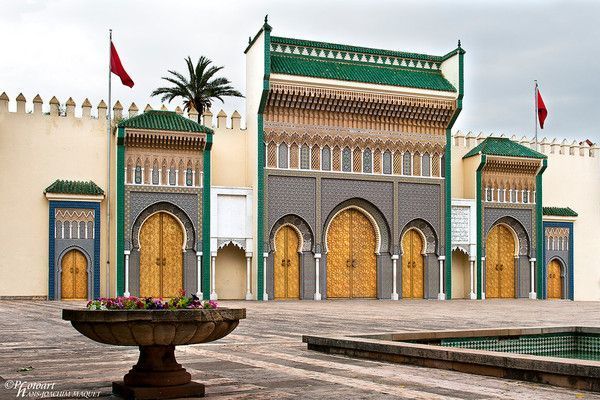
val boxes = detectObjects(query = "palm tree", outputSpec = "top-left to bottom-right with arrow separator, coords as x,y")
151,56 -> 243,123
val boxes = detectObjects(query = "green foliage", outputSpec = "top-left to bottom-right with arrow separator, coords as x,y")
151,56 -> 243,123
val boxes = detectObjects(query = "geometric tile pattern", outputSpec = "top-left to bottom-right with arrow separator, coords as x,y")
440,333 -> 600,360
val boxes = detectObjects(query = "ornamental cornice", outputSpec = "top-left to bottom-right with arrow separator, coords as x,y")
483,157 -> 540,175
266,83 -> 456,127
125,129 -> 207,151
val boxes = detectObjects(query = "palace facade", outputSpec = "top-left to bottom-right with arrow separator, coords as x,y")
0,20 -> 597,301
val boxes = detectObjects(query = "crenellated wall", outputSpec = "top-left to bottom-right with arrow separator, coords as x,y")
452,131 -> 600,301
0,91 -> 248,298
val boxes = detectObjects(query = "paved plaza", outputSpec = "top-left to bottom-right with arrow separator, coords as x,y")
1,299 -> 600,399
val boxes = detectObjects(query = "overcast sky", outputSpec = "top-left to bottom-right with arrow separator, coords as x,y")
2,0 -> 599,142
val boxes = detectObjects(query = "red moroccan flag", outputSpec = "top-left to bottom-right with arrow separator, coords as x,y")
537,88 -> 548,129
110,42 -> 134,88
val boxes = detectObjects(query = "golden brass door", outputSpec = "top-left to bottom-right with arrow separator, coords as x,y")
140,212 -> 183,298
274,226 -> 300,299
485,225 -> 515,298
61,249 -> 88,300
326,209 -> 377,298
547,260 -> 563,299
401,230 -> 424,299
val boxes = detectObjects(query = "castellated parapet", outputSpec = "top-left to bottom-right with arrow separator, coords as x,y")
452,130 -> 599,158
0,92 -> 246,131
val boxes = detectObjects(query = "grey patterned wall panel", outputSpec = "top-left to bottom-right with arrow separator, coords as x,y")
398,183 -> 441,250
126,191 -> 200,250
301,252 -> 316,299
425,254 -> 440,299
54,240 -> 94,300
517,256 -> 530,298
377,253 -> 393,298
484,207 -> 533,256
267,175 -> 316,241
269,215 -> 314,252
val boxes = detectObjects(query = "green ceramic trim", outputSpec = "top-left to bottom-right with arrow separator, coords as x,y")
476,154 -> 486,299
202,135 -> 212,299
256,21 -> 272,301
536,159 -> 547,299
116,127 -> 125,296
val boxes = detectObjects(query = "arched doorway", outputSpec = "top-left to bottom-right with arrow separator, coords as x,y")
486,224 -> 516,298
274,225 -> 300,299
401,229 -> 424,299
61,249 -> 88,300
451,249 -> 470,299
215,243 -> 246,300
139,212 -> 184,298
326,208 -> 377,298
547,259 -> 563,299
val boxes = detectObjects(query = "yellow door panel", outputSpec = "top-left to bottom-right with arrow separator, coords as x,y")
547,260 -> 563,299
401,230 -> 424,299
486,225 -> 515,298
161,213 -> 184,298
140,213 -> 162,298
61,249 -> 87,300
327,210 -> 351,298
286,227 -> 300,299
350,210 -> 377,298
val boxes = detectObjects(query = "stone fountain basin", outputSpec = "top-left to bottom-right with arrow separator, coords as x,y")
62,308 -> 246,346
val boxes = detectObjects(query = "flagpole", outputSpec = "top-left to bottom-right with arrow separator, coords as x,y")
106,29 -> 112,297
534,80 -> 538,152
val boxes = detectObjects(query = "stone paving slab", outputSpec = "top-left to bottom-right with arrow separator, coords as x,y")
0,299 -> 599,399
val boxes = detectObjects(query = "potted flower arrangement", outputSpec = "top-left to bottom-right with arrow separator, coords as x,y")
63,291 -> 245,399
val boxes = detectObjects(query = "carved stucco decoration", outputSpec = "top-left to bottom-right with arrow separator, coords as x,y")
486,216 -> 530,257
400,219 -> 438,255
269,214 -> 314,253
131,202 -> 196,251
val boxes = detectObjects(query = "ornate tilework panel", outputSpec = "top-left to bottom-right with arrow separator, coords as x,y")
301,145 -> 310,169
393,152 -> 402,174
432,153 -> 440,177
484,207 -> 533,256
363,149 -> 373,173
413,153 -> 421,176
398,183 -> 441,250
353,148 -> 361,172
403,152 -> 411,175
373,150 -> 382,174
267,175 -> 316,245
383,151 -> 392,175
311,146 -> 320,170
321,146 -> 331,171
342,147 -> 352,172
332,146 -> 341,171
400,219 -> 438,254
452,205 -> 470,244
278,143 -> 288,168
422,153 -> 431,177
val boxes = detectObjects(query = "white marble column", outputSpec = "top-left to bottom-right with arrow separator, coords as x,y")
124,250 -> 131,297
391,254 -> 399,300
245,252 -> 253,300
210,252 -> 217,300
529,257 -> 537,299
196,251 -> 203,298
437,256 -> 445,300
314,253 -> 322,300
262,252 -> 269,301
481,256 -> 486,299
469,257 -> 476,299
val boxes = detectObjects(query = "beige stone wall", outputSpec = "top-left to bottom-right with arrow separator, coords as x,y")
207,110 -> 249,188
0,94 -> 111,297
214,243 -> 247,299
452,132 -> 600,300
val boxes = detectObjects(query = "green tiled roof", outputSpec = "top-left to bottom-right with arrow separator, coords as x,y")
118,110 -> 213,134
270,54 -> 456,92
45,180 -> 104,195
463,137 -> 546,159
543,207 -> 578,217
271,36 -> 447,62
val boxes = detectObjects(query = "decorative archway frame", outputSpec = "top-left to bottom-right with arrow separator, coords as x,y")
136,210 -> 187,251
547,255 -> 568,299
56,245 -> 93,300
322,199 -> 390,254
269,214 -> 313,253
217,238 -> 246,251
400,219 -> 438,255
131,202 -> 196,251
400,228 -> 428,256
486,216 -> 530,257
323,205 -> 383,254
